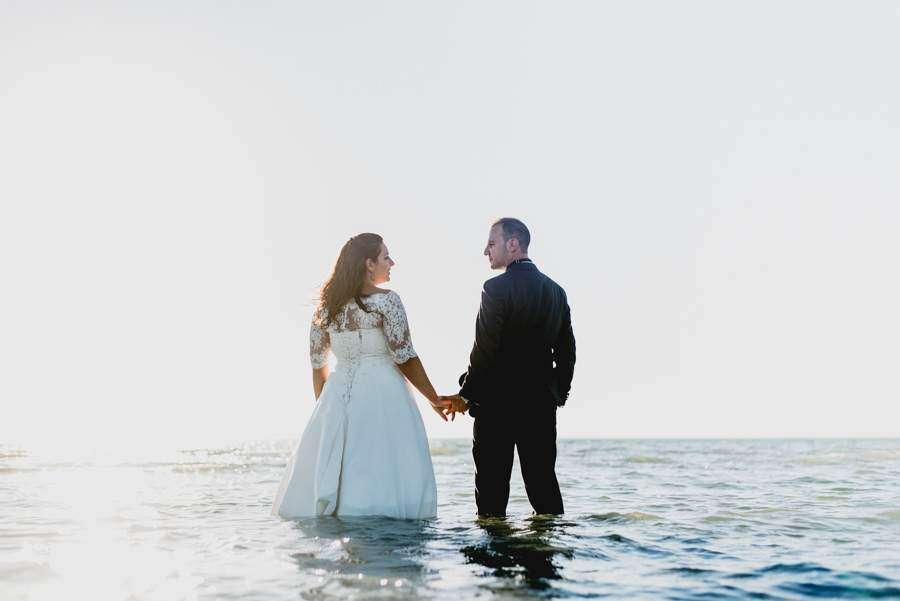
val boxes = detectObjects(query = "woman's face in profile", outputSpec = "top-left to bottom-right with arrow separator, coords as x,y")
370,243 -> 394,285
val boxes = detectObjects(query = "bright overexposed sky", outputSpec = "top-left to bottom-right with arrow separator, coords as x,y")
1,1 -> 898,449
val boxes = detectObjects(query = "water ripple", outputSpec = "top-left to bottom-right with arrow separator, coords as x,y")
2,439 -> 900,600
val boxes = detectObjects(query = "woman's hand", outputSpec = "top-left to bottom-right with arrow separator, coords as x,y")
440,395 -> 468,421
429,398 -> 452,422
396,357 -> 452,422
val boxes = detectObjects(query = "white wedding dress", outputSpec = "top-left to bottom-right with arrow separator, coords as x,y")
271,290 -> 438,519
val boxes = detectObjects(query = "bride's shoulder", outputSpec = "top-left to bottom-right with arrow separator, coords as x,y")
311,305 -> 329,325
368,288 -> 400,300
367,289 -> 404,307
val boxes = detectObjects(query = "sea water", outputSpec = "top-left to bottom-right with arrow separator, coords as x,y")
2,438 -> 899,600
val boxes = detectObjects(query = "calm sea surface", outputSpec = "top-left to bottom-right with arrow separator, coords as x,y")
2,438 -> 899,600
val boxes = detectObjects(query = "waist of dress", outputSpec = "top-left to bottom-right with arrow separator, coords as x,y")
331,354 -> 396,370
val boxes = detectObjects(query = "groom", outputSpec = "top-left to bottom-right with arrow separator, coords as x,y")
444,218 -> 576,516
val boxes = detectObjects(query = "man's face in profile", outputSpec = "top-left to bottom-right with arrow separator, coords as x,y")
484,225 -> 509,270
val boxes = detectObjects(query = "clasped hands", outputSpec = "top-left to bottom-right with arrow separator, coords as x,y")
429,394 -> 468,422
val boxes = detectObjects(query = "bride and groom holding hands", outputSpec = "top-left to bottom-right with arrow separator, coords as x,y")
271,218 -> 576,520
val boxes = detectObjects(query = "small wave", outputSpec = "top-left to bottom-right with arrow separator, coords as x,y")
180,448 -> 240,455
864,452 -> 898,461
878,511 -> 900,521
683,547 -> 727,558
702,481 -> 738,489
114,462 -> 180,469
600,533 -> 635,544
0,560 -> 58,583
108,461 -> 249,472
700,508 -> 789,519
704,510 -> 764,522
778,571 -> 900,599
589,512 -> 661,523
793,476 -> 834,484
760,562 -> 829,575
179,444 -> 293,458
626,456 -> 665,463
171,464 -> 247,473
784,582 -> 900,598
665,566 -> 718,574
429,446 -> 460,456
798,452 -> 846,464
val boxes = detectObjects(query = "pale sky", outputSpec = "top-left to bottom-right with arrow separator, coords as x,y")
1,1 -> 898,450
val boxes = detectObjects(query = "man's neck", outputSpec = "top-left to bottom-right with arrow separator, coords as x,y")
505,255 -> 530,268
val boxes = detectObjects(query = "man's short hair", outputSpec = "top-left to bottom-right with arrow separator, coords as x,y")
491,217 -> 531,252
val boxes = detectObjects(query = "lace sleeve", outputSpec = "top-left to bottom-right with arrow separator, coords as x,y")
380,291 -> 417,364
310,312 -> 331,369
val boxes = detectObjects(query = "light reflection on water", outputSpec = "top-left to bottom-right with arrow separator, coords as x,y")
2,439 -> 900,600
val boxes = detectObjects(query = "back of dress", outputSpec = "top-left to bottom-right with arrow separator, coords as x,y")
272,289 -> 437,519
309,290 -> 417,369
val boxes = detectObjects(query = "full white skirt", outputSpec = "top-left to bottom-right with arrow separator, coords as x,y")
271,356 -> 438,519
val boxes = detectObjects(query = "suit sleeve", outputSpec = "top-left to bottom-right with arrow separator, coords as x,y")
551,296 -> 576,405
458,281 -> 506,409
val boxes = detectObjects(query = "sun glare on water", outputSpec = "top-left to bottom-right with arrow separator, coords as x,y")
9,463 -> 202,601
3,435 -> 268,601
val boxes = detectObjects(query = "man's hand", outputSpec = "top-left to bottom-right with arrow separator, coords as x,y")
429,398 -> 452,422
440,394 -> 468,421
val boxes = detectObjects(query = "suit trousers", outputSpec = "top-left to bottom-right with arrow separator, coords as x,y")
472,403 -> 564,516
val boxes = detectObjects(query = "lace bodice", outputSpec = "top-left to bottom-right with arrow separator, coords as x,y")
309,290 -> 417,368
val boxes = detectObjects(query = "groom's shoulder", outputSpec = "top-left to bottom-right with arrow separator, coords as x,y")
483,271 -> 512,291
508,268 -> 569,298
481,269 -> 529,297
542,271 -> 568,294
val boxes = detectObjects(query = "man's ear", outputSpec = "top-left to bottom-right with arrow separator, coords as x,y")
507,238 -> 519,253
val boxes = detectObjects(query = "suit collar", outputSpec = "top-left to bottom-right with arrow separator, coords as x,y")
506,258 -> 537,271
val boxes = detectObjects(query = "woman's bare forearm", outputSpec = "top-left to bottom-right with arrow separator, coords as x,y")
396,356 -> 440,405
312,366 -> 329,401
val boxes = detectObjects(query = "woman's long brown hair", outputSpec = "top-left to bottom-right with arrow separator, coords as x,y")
317,233 -> 384,329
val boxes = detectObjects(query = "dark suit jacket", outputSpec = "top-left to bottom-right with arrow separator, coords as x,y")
459,260 -> 576,416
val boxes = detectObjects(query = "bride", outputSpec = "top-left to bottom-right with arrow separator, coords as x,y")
271,233 -> 452,519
